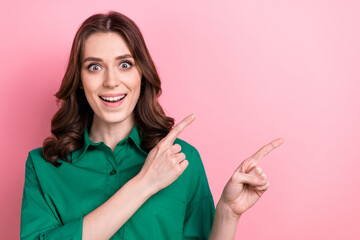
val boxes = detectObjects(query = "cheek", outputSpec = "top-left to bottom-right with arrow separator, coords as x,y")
129,80 -> 141,104
127,72 -> 142,92
127,76 -> 142,107
81,74 -> 101,93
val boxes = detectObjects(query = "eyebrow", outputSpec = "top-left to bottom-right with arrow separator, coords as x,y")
82,54 -> 133,64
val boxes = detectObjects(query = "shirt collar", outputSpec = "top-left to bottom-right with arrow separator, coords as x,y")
70,124 -> 147,163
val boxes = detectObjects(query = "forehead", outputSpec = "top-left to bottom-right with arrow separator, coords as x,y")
82,32 -> 132,58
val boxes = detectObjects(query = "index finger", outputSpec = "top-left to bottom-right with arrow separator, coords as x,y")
160,114 -> 196,146
250,138 -> 284,162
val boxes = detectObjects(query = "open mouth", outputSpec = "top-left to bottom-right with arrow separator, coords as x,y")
99,94 -> 127,102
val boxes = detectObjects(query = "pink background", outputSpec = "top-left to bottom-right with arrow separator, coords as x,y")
1,0 -> 359,239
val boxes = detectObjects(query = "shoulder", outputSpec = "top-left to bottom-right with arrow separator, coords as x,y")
23,147 -> 46,188
25,147 -> 56,170
24,147 -> 63,189
25,147 -> 43,166
28,147 -> 43,159
27,147 -> 48,163
173,138 -> 204,170
173,138 -> 201,158
173,138 -> 196,152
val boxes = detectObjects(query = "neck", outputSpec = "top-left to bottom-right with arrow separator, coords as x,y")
89,114 -> 135,151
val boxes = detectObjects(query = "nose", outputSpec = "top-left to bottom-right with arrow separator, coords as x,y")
103,68 -> 120,88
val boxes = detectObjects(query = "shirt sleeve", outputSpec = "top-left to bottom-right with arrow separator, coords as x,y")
182,148 -> 215,240
20,152 -> 83,240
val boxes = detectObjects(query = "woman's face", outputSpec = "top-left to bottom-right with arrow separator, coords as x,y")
81,32 -> 142,127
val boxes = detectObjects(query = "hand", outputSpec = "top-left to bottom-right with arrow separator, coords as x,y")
219,138 -> 284,218
137,114 -> 196,195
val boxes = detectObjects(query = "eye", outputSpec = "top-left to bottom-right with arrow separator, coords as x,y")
119,61 -> 133,69
87,64 -> 101,72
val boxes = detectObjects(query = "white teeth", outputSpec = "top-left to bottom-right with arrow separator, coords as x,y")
101,95 -> 126,102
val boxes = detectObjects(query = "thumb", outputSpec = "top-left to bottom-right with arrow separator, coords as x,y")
234,172 -> 266,186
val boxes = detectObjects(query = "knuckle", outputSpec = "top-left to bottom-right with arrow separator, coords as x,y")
245,160 -> 256,173
231,175 -> 237,182
175,144 -> 182,151
179,152 -> 186,159
239,162 -> 247,173
258,182 -> 269,190
165,149 -> 173,157
246,157 -> 256,165
152,144 -> 160,153
260,183 -> 269,191
175,164 -> 183,174
243,158 -> 251,165
231,172 -> 241,182
157,141 -> 166,149
245,157 -> 252,163
172,144 -> 181,153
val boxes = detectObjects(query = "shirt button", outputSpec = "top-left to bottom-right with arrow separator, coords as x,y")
110,169 -> 117,175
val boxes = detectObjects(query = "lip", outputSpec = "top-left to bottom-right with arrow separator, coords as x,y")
99,93 -> 127,108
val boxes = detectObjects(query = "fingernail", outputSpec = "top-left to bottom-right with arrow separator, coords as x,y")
191,114 -> 196,119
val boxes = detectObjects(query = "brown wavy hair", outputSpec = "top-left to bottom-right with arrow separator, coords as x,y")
43,11 -> 174,167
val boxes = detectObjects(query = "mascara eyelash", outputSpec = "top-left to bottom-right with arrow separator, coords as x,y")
87,63 -> 100,71
121,60 -> 133,67
86,60 -> 134,71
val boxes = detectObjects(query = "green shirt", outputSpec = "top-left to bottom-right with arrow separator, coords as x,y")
20,124 -> 215,239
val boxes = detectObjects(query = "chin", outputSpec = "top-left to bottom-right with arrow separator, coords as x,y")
98,112 -> 134,125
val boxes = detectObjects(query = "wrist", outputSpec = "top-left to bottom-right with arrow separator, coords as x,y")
132,173 -> 157,198
216,198 -> 242,222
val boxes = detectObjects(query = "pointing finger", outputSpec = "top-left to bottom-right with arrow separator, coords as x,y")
160,114 -> 196,147
248,166 -> 263,177
250,138 -> 284,163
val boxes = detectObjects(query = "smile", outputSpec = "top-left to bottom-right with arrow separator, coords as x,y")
100,94 -> 126,102
99,94 -> 127,107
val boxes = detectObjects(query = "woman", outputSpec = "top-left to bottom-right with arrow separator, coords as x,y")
20,11 -> 283,240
